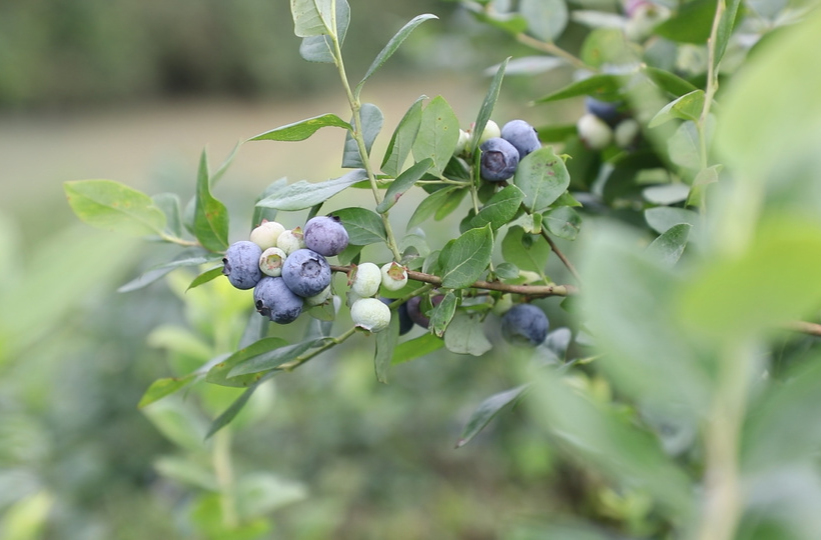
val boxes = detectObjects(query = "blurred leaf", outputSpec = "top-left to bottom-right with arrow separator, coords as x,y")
342,103 -> 383,168
678,219 -> 821,340
581,28 -> 635,68
535,74 -> 624,103
206,373 -> 277,439
374,314 -> 399,383
143,398 -> 209,452
228,338 -> 328,377
471,57 -> 509,155
138,374 -> 199,409
154,455 -> 218,491
641,66 -> 700,97
646,223 -> 691,267
686,165 -> 720,208
237,473 -> 307,519
356,14 -> 439,92
117,254 -> 218,293
290,0 -> 334,37
648,90 -> 706,128
486,56 -> 565,76
256,169 -> 368,210
471,185 -> 525,231
152,192 -> 184,238
571,10 -> 628,28
440,225 -> 493,289
520,0 -> 568,41
466,5 -> 529,34
654,0 -> 717,43
643,183 -> 691,205
430,291 -> 458,338
193,151 -> 230,252
206,337 -> 288,387
495,262 -> 520,279
407,186 -> 457,229
535,123 -> 578,143
252,178 -> 288,227
714,0 -> 742,68
514,147 -> 571,212
553,191 -> 582,208
392,333 -> 444,364
543,206 -> 581,240
456,385 -> 527,448
645,206 -> 700,235
337,243 -> 363,266
444,311 -> 492,356
190,493 -> 270,537
211,141 -> 242,187
506,520 -> 617,540
526,366 -> 695,518
501,225 -> 550,275
249,113 -> 351,142
332,207 -> 386,245
299,0 -> 349,63
64,179 -> 166,237
668,120 -> 701,171
381,96 -> 426,177
434,187 -> 468,221
377,158 -> 432,213
412,96 -> 461,177
186,265 -> 224,291
1,490 -> 53,540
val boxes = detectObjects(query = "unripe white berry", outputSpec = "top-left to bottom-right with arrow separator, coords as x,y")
380,262 -> 409,291
249,220 -> 285,250
259,247 -> 287,277
478,120 -> 501,144
453,129 -> 470,156
577,113 -> 614,150
350,297 -> 392,333
305,285 -> 333,307
351,262 -> 382,297
614,119 -> 641,149
276,227 -> 306,255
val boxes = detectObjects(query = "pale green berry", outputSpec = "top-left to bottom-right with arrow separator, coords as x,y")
478,120 -> 501,145
277,227 -> 306,255
380,262 -> 408,291
614,119 -> 641,149
351,262 -> 382,297
305,285 -> 333,307
350,297 -> 391,333
259,247 -> 287,277
577,113 -> 613,150
249,220 -> 285,250
453,129 -> 470,156
492,294 -> 514,316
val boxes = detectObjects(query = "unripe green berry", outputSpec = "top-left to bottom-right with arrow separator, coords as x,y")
305,285 -> 333,307
577,113 -> 614,150
277,227 -> 306,255
614,118 -> 641,149
380,262 -> 408,292
453,129 -> 470,156
259,247 -> 287,277
351,262 -> 382,297
249,220 -> 285,250
350,297 -> 391,333
477,120 -> 501,145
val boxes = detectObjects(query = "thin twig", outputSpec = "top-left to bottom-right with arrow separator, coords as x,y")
540,230 -> 583,284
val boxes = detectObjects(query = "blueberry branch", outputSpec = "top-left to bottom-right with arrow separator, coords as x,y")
329,265 -> 577,297
278,326 -> 358,372
540,229 -> 583,284
515,33 -> 597,73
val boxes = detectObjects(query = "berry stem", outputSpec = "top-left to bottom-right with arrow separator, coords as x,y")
540,229 -> 583,284
158,231 -> 202,248
279,326 -> 358,371
515,33 -> 597,73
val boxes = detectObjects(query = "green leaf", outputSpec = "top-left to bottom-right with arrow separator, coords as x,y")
534,123 -> 578,143
471,185 -> 525,230
249,113 -> 351,142
429,291 -> 458,338
543,206 -> 581,240
648,90 -> 706,128
534,74 -> 624,103
256,169 -> 368,211
152,192 -> 184,238
501,226 -> 550,275
464,4 -> 529,34
514,147 -> 571,212
654,0 -> 717,43
486,56 -> 565,77
645,206 -> 700,235
440,225 -> 494,289
392,333 -> 444,364
252,178 -> 287,227
646,223 -> 691,267
444,311 -> 492,356
118,255 -> 218,293
206,338 -> 289,388
186,265 -> 224,291
193,151 -> 230,252
471,57 -> 509,155
714,0 -> 742,68
377,158 -> 433,213
356,14 -> 439,93
374,315 -> 399,384
434,187 -> 468,221
290,0 -> 334,37
155,455 -> 218,491
642,66 -> 700,97
495,262 -> 519,280
521,0 -> 568,42
381,96 -> 425,177
686,165 -> 720,208
143,398 -> 209,452
581,28 -> 637,68
299,0 -> 349,63
64,180 -> 166,237
206,373 -> 276,439
236,473 -> 307,519
456,385 -> 527,448
412,96 -> 461,177
407,187 -> 457,229
227,338 -> 328,378
342,103 -> 383,168
211,141 -> 242,187
332,207 -> 386,245
138,374 -> 198,409
667,120 -> 701,171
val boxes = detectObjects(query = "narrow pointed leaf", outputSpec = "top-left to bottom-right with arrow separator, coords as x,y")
646,223 -> 692,267
206,337 -> 289,387
206,372 -> 277,439
392,333 -> 444,364
375,315 -> 400,383
256,169 -> 368,210
65,180 -> 166,237
457,385 -> 528,448
407,187 -> 457,229
186,265 -> 224,291
193,151 -> 230,252
471,57 -> 509,155
118,255 -> 218,293
138,374 -> 199,409
228,338 -> 328,378
377,158 -> 433,213
381,96 -> 426,177
714,0 -> 742,68
534,74 -> 624,103
642,66 -> 699,97
249,114 -> 351,142
648,90 -> 706,128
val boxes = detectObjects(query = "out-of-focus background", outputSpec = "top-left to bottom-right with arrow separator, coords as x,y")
0,1 -> 581,538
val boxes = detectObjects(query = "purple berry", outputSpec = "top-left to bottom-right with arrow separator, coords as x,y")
501,304 -> 549,347
304,216 -> 349,257
406,295 -> 444,329
223,241 -> 263,290
281,248 -> 332,298
585,97 -> 623,127
480,137 -> 520,182
501,120 -> 541,158
254,276 -> 304,324
380,297 -> 414,335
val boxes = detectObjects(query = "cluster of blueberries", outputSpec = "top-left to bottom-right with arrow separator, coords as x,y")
222,216 -> 411,333
460,119 -> 542,183
577,96 -> 640,151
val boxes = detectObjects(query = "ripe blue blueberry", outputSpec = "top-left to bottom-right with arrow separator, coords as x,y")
253,276 -> 304,324
501,120 -> 541,158
380,297 -> 414,335
501,304 -> 549,347
223,241 -> 263,290
480,137 -> 520,182
585,97 -> 622,127
304,215 -> 349,257
281,248 -> 332,298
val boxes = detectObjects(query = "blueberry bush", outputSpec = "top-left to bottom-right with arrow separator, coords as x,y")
64,0 -> 821,538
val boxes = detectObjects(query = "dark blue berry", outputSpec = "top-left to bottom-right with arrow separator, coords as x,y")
480,137 -> 519,182
281,249 -> 332,298
304,215 -> 349,257
502,304 -> 549,347
501,120 -> 541,158
254,276 -> 304,324
585,97 -> 623,127
223,241 -> 263,290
